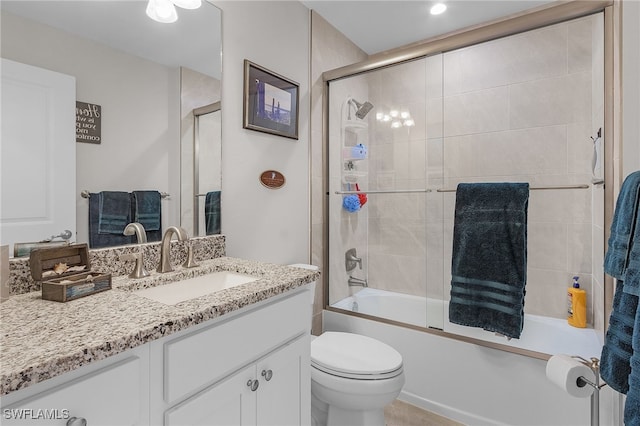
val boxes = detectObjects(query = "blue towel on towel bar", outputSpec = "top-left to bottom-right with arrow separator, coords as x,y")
448,182 -> 529,339
132,190 -> 161,231
205,191 -> 221,235
89,193 -> 134,248
626,305 -> 640,425
604,171 -> 640,280
97,191 -> 131,234
601,284 -> 637,394
601,171 -> 640,396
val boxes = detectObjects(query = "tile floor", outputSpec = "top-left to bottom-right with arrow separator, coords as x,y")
384,400 -> 463,426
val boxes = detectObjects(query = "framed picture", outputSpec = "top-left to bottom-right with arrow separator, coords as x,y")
243,60 -> 299,140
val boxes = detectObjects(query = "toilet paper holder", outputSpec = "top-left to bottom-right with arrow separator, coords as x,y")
570,356 -> 608,426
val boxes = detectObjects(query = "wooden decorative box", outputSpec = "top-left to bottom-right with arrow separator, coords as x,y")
29,243 -> 111,302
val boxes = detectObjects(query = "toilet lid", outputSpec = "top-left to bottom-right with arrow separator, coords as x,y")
311,332 -> 403,379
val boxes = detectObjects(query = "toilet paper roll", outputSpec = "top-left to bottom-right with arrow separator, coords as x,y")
545,354 -> 596,398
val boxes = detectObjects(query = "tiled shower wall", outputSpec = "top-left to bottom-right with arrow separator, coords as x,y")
330,13 -> 605,325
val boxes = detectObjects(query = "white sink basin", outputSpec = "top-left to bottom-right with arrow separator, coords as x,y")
133,271 -> 259,305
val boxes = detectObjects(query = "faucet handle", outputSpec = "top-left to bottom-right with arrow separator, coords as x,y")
119,252 -> 150,279
182,242 -> 201,269
345,248 -> 362,272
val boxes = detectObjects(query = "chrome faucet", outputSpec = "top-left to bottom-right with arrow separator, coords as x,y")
157,226 -> 189,273
124,222 -> 147,243
348,276 -> 368,287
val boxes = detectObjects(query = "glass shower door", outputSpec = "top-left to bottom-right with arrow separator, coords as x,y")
327,57 -> 445,330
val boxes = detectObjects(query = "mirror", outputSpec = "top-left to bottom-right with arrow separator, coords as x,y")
0,0 -> 221,251
180,70 -> 222,238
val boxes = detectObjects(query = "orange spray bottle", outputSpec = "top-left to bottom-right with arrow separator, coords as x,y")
568,276 -> 587,328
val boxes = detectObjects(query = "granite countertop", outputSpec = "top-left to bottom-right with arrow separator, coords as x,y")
0,257 -> 319,396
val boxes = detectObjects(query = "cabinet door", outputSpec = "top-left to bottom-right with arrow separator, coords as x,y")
256,336 -> 310,426
1,356 -> 146,426
165,364 -> 256,426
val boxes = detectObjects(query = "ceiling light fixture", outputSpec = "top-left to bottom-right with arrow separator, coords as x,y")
146,0 -> 202,23
430,2 -> 447,15
172,0 -> 202,9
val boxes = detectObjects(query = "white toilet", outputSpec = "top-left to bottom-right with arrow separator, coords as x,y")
290,264 -> 406,426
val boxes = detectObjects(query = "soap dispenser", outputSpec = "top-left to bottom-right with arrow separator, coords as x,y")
567,276 -> 587,328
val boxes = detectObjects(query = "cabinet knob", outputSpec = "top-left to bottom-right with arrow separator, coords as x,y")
246,379 -> 259,391
261,369 -> 273,381
66,417 -> 87,426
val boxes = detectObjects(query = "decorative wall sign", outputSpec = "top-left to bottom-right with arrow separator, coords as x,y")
76,101 -> 102,144
260,170 -> 286,189
243,60 -> 299,139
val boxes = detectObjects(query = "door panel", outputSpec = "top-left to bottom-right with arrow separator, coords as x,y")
1,59 -> 76,256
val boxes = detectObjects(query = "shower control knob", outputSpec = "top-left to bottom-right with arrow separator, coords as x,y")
261,369 -> 273,381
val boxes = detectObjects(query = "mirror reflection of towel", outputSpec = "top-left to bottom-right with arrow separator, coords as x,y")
205,191 -> 221,235
89,192 -> 134,248
131,190 -> 162,242
97,191 -> 131,234
132,191 -> 161,231
448,182 -> 529,339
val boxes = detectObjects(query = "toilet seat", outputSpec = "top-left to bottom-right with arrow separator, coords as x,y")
311,332 -> 403,380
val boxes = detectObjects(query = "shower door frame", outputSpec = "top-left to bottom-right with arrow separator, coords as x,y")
321,0 -> 618,360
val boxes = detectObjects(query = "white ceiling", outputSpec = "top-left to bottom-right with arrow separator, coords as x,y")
1,1 -> 556,78
0,0 -> 221,79
301,0 -> 555,55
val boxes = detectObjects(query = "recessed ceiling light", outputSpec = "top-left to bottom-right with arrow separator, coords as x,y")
430,3 -> 447,15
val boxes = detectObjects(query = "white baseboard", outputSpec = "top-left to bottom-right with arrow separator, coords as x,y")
398,389 -> 508,426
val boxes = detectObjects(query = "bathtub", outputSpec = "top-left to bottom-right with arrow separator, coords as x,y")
327,287 -> 607,425
331,287 -> 602,359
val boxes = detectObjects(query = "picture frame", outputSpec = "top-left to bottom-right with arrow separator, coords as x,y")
243,60 -> 299,140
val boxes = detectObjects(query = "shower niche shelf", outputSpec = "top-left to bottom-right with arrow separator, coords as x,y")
343,120 -> 367,131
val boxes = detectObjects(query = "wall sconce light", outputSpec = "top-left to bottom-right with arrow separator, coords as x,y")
146,0 -> 202,23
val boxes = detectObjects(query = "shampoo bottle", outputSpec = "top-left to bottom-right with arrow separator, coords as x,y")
567,276 -> 587,328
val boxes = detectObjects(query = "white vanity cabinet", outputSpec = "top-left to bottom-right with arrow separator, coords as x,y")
149,287 -> 311,425
0,287 -> 311,426
0,346 -> 150,426
165,336 -> 308,426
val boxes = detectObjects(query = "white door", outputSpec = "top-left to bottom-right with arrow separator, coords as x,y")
1,59 -> 76,256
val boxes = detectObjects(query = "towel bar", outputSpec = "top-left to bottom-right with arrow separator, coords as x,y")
81,190 -> 170,199
335,189 -> 432,195
437,184 -> 590,192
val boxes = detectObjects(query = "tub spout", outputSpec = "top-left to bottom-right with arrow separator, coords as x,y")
348,276 -> 368,287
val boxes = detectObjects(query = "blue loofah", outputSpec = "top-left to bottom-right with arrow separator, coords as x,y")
342,195 -> 361,212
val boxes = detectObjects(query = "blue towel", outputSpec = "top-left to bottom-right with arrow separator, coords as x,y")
448,182 -> 529,339
132,190 -> 161,231
626,305 -> 640,425
601,283 -> 637,394
97,191 -> 131,234
205,191 -> 221,235
604,171 -> 640,279
624,210 -> 640,297
88,193 -> 134,248
601,172 -> 640,395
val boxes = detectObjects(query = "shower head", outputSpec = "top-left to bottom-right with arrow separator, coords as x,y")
348,98 -> 374,120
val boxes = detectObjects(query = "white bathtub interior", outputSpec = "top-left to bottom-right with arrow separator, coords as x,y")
331,288 -> 602,360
